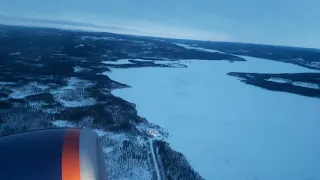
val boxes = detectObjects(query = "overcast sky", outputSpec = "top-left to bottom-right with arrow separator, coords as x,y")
0,0 -> 319,48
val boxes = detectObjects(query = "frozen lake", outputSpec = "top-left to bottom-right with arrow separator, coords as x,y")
105,57 -> 320,180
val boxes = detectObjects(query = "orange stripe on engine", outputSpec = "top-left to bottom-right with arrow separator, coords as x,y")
62,129 -> 81,180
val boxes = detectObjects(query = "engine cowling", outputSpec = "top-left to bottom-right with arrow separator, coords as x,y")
0,128 -> 108,180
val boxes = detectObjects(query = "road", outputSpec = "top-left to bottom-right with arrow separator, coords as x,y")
149,139 -> 164,180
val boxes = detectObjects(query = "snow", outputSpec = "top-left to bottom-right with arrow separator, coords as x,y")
308,61 -> 320,68
133,59 -> 183,67
129,59 -> 153,63
103,147 -> 114,153
29,82 -> 48,90
135,136 -> 146,146
102,58 -> 185,68
79,36 -> 118,41
266,78 -> 320,89
176,43 -> 320,71
119,166 -> 151,180
51,120 -> 128,141
235,56 -> 319,73
9,82 -> 48,99
50,77 -> 96,107
75,44 -> 85,48
91,128 -> 152,180
106,57 -> 320,180
0,81 -> 15,85
291,57 -> 304,62
73,66 -> 92,72
9,52 -> 21,55
102,59 -> 134,65
175,43 -> 225,54
93,129 -> 107,136
19,57 -> 39,61
52,120 -> 75,128
92,126 -> 152,180
135,122 -> 165,139
58,98 -> 97,107
62,77 -> 94,90
292,82 -> 320,89
93,129 -> 128,142
266,77 -> 292,83
51,120 -> 151,180
52,120 -> 128,143
27,101 -> 47,111
150,60 -> 174,64
149,139 -> 161,180
42,108 -> 59,114
141,57 -> 171,61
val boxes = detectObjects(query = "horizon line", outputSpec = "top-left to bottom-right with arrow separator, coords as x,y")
0,15 -> 319,51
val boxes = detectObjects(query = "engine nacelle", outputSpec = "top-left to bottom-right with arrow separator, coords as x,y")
0,128 -> 108,180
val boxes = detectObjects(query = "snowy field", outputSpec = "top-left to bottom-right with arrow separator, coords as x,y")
52,120 -> 153,180
106,57 -> 320,180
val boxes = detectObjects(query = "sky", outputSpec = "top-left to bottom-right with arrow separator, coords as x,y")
0,0 -> 319,48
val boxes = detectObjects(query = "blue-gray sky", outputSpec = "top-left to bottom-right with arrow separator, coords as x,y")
0,0 -> 319,48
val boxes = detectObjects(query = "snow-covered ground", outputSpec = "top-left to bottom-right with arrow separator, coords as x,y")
102,58 -> 181,67
175,43 -> 223,54
266,78 -> 320,89
266,77 -> 292,83
50,77 -> 97,108
0,81 -> 15,86
149,139 -> 161,180
292,81 -> 320,89
102,59 -> 134,65
52,120 -> 152,180
73,66 -> 92,72
9,82 -> 49,99
105,57 -> 320,180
